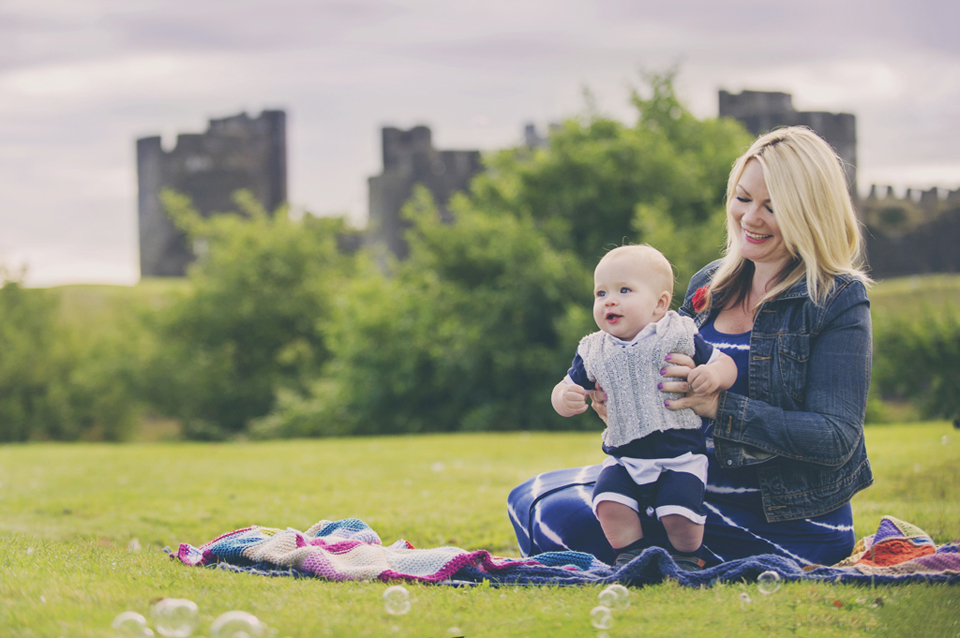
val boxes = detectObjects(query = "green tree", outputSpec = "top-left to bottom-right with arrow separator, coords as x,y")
255,188 -> 593,436
0,270 -> 136,442
470,69 -> 750,299
142,190 -> 358,439
873,305 -> 960,423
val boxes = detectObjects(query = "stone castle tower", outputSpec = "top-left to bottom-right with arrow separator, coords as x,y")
719,90 -> 857,192
367,126 -> 483,259
137,110 -> 287,277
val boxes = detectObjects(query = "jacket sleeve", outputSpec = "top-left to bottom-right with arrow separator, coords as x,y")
712,279 -> 872,468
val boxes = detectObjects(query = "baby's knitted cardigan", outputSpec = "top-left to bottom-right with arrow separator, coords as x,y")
579,311 -> 701,448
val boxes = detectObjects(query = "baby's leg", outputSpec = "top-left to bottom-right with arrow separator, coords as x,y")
661,514 -> 704,553
592,463 -> 645,550
596,501 -> 643,549
655,468 -> 707,570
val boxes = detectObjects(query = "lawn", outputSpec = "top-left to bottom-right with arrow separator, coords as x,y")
1,424 -> 958,637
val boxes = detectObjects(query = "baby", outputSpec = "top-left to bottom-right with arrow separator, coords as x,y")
551,245 -> 737,570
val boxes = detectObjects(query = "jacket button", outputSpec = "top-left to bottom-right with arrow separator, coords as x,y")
727,460 -> 733,466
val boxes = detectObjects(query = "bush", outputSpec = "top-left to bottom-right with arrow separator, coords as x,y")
872,303 -> 960,422
140,190 -> 358,439
253,188 -> 594,437
0,271 -> 137,441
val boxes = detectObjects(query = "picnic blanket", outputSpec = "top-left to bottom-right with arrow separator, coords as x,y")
170,515 -> 960,586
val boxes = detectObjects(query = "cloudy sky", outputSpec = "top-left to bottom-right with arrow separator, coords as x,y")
2,0 -> 957,286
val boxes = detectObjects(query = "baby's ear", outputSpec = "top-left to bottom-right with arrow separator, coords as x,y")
658,290 -> 672,312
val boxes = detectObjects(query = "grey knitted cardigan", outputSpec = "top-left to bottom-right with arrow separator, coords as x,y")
578,310 -> 701,448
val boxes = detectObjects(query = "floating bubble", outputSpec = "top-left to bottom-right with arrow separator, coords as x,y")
739,592 -> 752,608
589,605 -> 614,630
382,585 -> 412,616
757,570 -> 782,594
112,611 -> 154,638
209,611 -> 265,638
597,584 -> 630,612
446,627 -> 463,636
942,435 -> 949,445
151,598 -> 199,637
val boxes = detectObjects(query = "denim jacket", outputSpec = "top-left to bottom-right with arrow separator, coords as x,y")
679,261 -> 874,522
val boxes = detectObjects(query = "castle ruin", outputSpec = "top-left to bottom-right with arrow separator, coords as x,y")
137,110 -> 287,277
720,89 -> 960,277
719,90 -> 857,192
366,126 -> 483,259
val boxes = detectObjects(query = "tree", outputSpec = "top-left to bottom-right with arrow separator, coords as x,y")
142,190 -> 358,439
470,69 -> 751,300
0,269 -> 136,441
257,71 -> 755,437
255,188 -> 593,436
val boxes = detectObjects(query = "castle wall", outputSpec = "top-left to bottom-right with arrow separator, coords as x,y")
367,126 -> 482,259
137,110 -> 287,277
719,90 -> 857,192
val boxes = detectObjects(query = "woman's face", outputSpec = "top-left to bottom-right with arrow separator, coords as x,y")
730,159 -> 791,269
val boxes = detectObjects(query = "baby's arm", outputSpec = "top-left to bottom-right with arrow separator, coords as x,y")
552,380 -> 590,417
686,351 -> 737,396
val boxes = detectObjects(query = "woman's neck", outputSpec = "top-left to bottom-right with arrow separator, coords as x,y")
750,260 -> 789,301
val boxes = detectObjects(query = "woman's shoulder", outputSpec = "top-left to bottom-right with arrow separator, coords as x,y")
689,260 -> 723,289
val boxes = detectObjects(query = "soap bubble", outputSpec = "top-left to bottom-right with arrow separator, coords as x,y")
209,611 -> 265,638
382,585 -> 412,616
112,611 -> 154,638
597,584 -> 630,612
151,598 -> 199,637
757,570 -> 782,594
589,605 -> 614,630
739,592 -> 752,608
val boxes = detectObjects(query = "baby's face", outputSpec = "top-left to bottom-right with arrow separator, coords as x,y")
593,255 -> 668,341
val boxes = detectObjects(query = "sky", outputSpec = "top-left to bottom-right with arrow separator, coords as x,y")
2,0 -> 958,287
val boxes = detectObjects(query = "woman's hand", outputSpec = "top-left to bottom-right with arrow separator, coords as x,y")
660,353 -> 720,420
589,384 -> 609,424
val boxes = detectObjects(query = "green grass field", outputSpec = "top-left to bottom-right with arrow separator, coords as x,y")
2,424 -> 958,637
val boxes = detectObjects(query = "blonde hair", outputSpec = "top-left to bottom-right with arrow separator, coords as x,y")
708,126 -> 870,311
599,244 -> 675,297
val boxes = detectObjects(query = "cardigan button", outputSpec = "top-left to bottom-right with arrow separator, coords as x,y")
726,460 -> 733,466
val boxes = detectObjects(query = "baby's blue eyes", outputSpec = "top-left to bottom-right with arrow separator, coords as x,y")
596,287 -> 632,297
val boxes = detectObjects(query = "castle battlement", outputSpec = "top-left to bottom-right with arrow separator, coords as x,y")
137,110 -> 287,277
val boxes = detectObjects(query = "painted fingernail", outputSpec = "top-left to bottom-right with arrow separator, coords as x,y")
665,354 -> 672,361
660,368 -> 666,375
658,383 -> 663,390
663,400 -> 670,407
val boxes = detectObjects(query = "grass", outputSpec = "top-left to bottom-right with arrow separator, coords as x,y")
869,272 -> 960,318
49,278 -> 189,332
1,424 -> 959,637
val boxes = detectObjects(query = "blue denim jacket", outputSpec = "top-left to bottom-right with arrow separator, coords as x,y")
679,261 -> 874,522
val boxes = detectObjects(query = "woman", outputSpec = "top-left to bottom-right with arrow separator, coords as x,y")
508,126 -> 873,568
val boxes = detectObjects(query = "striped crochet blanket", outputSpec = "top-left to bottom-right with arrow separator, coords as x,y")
171,515 -> 959,586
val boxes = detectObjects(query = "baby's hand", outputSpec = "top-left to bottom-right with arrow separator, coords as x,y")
554,383 -> 589,416
687,364 -> 722,395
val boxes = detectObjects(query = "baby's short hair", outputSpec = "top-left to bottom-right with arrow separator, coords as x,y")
599,245 -> 675,295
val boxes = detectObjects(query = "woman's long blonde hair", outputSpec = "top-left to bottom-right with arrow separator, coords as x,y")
707,126 -> 870,311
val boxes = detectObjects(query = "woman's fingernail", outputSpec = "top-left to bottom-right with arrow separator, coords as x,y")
657,383 -> 663,390
665,354 -> 672,361
660,368 -> 666,375
663,400 -> 670,407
